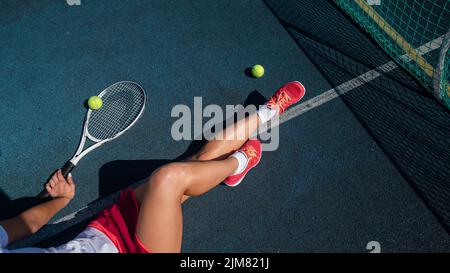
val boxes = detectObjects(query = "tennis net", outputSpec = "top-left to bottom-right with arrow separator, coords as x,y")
334,0 -> 450,109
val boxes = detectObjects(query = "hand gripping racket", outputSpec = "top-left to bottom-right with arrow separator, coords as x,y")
37,81 -> 147,198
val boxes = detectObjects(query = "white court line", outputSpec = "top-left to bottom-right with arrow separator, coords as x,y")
53,206 -> 88,224
13,36 -> 443,249
258,35 -> 444,134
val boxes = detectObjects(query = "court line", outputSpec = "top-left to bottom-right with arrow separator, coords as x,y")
258,35 -> 443,134
11,35 -> 444,249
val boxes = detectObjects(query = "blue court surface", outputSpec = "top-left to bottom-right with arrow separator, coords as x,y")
1,0 -> 449,252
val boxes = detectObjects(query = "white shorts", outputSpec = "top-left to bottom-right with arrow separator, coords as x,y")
0,224 -> 118,253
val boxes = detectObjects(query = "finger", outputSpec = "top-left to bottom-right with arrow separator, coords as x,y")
50,172 -> 58,183
51,171 -> 58,181
67,173 -> 74,185
45,184 -> 53,194
49,179 -> 56,188
48,176 -> 54,186
56,170 -> 65,183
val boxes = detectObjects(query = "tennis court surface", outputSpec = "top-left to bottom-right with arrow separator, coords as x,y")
1,0 -> 449,252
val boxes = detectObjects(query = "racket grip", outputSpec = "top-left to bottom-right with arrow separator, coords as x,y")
36,161 -> 75,198
61,161 -> 75,178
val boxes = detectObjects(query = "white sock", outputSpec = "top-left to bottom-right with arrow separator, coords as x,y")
257,105 -> 277,124
230,151 -> 248,175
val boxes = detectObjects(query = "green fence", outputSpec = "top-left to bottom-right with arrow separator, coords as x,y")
334,0 -> 450,109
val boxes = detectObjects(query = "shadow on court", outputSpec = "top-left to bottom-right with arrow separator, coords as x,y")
0,192 -> 46,220
264,0 -> 450,233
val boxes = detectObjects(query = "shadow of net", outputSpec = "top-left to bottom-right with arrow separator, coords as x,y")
264,0 -> 450,232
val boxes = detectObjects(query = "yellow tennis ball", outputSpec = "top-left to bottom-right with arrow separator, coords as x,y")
88,96 -> 103,110
251,64 -> 264,78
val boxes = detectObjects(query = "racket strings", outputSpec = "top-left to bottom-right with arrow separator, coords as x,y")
87,82 -> 146,140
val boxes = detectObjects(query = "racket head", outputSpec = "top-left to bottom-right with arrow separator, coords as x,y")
85,81 -> 147,142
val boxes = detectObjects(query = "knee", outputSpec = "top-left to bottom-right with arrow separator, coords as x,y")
147,163 -> 187,191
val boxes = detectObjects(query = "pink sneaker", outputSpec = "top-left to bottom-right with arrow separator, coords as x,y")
224,139 -> 262,187
266,81 -> 306,114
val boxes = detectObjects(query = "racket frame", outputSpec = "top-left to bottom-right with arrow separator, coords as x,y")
69,81 -> 147,166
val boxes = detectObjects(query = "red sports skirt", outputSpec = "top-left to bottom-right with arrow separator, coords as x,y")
88,189 -> 150,253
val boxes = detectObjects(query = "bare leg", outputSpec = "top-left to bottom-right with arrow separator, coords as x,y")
134,112 -> 261,203
133,111 -> 262,252
136,158 -> 238,252
133,81 -> 305,252
190,113 -> 260,161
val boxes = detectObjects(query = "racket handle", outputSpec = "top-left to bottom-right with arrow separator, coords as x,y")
36,161 -> 75,198
60,161 -> 75,179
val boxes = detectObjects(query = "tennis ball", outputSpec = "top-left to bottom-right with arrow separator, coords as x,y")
251,64 -> 264,78
88,96 -> 103,110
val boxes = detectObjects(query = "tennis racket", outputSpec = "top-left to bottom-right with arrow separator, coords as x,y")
37,81 -> 147,198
